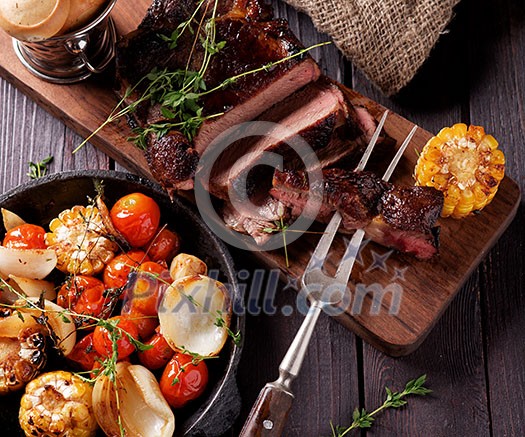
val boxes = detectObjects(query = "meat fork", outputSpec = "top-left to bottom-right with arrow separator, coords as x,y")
239,112 -> 418,437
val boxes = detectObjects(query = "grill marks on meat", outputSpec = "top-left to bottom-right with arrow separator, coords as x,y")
271,168 -> 444,259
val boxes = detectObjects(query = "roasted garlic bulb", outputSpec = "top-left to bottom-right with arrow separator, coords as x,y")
19,371 -> 97,437
0,319 -> 47,394
45,205 -> 119,275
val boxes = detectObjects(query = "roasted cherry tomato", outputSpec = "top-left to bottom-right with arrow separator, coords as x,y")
67,333 -> 102,371
110,193 -> 161,248
160,353 -> 208,409
146,228 -> 180,263
57,276 -> 107,321
103,250 -> 149,291
138,330 -> 175,370
93,316 -> 139,360
3,224 -> 46,249
126,310 -> 158,340
127,262 -> 169,316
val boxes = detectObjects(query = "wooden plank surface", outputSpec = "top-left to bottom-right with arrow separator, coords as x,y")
0,0 -> 520,357
351,2 -> 491,433
1,0 -> 524,436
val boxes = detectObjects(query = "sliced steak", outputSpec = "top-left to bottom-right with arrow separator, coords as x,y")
222,196 -> 286,245
193,17 -> 321,153
270,168 -> 443,259
366,186 -> 443,259
271,168 -> 387,230
116,0 -> 321,191
207,78 -> 366,199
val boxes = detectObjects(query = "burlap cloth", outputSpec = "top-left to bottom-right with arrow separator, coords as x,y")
284,0 -> 460,95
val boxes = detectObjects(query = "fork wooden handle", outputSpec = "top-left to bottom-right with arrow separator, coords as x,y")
239,383 -> 294,437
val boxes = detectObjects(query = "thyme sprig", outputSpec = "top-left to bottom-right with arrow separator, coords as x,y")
330,374 -> 431,436
28,156 -> 53,179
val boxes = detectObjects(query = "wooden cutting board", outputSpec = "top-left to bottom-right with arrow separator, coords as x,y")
0,1 -> 520,356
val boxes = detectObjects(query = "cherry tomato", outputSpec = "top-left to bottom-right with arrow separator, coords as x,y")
110,193 -> 161,248
138,330 -> 175,370
146,228 -> 180,263
103,250 -> 149,291
3,224 -> 46,249
57,276 -> 107,321
160,353 -> 209,408
128,262 -> 169,316
67,333 -> 102,371
93,316 -> 139,360
126,310 -> 158,340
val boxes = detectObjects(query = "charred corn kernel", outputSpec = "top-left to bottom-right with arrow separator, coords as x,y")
45,205 -> 118,275
19,371 -> 97,437
414,124 -> 505,218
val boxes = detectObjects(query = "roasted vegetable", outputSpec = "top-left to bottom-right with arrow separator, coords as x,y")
414,123 -> 505,218
159,275 -> 231,356
169,253 -> 207,281
45,205 -> 119,275
92,362 -> 175,437
19,371 -> 97,437
0,312 -> 47,394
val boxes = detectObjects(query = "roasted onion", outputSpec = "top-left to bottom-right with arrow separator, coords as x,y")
159,275 -> 231,356
169,253 -> 207,281
0,246 -> 57,280
9,275 -> 56,301
1,208 -> 26,231
93,362 -> 175,437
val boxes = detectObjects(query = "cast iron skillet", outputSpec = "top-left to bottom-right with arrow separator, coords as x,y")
0,170 -> 244,436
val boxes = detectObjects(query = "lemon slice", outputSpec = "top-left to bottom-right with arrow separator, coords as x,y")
0,0 -> 70,41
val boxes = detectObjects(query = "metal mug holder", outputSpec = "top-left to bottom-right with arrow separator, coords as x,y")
12,0 -> 118,84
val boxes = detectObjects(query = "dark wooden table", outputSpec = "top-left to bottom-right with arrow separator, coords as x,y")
1,0 -> 524,435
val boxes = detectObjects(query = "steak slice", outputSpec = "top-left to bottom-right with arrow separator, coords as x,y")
366,186 -> 443,259
271,168 -> 387,230
207,78 -> 366,200
222,196 -> 285,245
194,17 -> 321,153
270,168 -> 443,259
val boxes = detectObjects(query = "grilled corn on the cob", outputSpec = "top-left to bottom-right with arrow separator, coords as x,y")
19,371 -> 97,437
45,205 -> 118,275
414,123 -> 505,218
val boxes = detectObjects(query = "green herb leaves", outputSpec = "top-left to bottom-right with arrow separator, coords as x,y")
28,156 -> 53,179
331,374 -> 431,436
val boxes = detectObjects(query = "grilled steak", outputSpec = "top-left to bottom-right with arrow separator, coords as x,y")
270,168 -> 444,259
116,0 -> 320,190
205,78 -> 367,199
366,186 -> 443,259
271,169 -> 388,230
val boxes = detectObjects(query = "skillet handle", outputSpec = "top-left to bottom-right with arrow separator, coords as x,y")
239,383 -> 294,437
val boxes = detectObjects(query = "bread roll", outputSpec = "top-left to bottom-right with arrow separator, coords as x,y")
59,0 -> 107,34
0,0 -> 70,41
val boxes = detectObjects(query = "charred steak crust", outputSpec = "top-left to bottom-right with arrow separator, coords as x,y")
271,168 -> 388,229
378,186 -> 444,234
145,132 -> 200,193
270,168 -> 444,259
